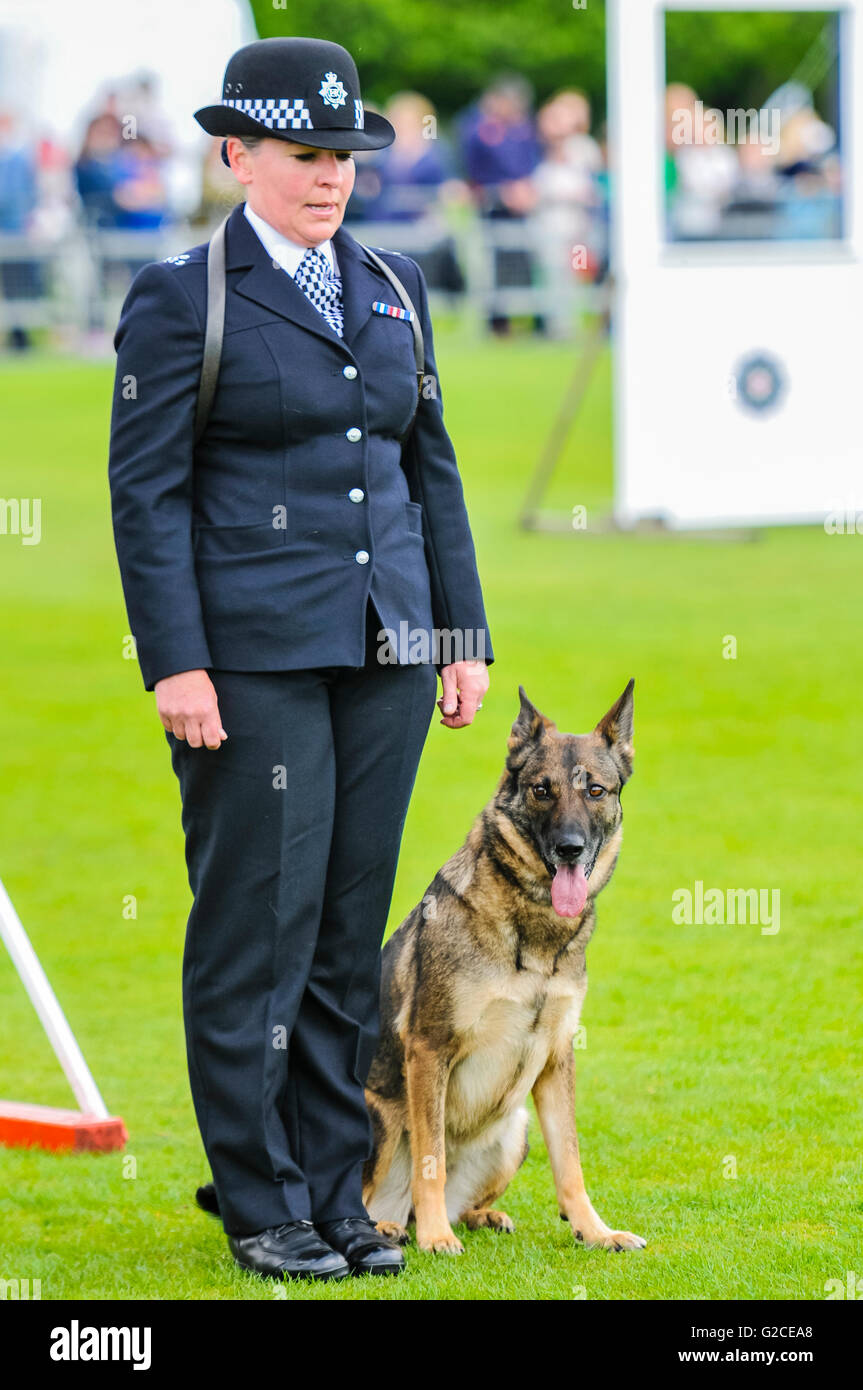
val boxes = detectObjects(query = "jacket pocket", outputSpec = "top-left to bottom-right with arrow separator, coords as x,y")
193,518 -> 287,559
404,500 -> 424,537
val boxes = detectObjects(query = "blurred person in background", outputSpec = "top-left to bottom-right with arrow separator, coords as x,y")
533,89 -> 603,336
460,73 -> 541,208
75,104 -> 173,334
113,135 -> 170,230
75,112 -> 126,342
75,113 -> 125,228
0,110 -> 41,351
459,74 -> 542,334
112,133 -> 172,277
192,135 -> 243,227
592,119 -> 612,283
362,92 -> 452,221
124,72 -> 175,160
723,130 -> 782,229
122,71 -> 203,226
350,92 -> 465,294
771,82 -> 840,239
331,101 -> 388,222
664,82 -> 738,240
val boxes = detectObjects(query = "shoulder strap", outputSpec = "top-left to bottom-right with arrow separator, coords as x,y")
194,213 -> 229,446
361,246 -> 425,393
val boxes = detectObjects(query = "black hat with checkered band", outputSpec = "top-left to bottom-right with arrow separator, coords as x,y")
194,36 -> 394,152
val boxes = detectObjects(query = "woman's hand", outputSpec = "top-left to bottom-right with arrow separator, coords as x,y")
155,669 -> 227,749
437,659 -> 490,729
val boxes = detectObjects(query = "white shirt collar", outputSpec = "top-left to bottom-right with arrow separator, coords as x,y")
243,202 -> 337,279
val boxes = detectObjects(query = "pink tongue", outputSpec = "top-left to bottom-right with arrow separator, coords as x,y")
551,863 -> 588,918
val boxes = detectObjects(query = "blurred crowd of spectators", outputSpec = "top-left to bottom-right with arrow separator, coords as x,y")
0,76 -> 175,243
664,81 -> 841,241
0,66 -> 842,347
0,70 -> 609,346
350,76 -> 609,334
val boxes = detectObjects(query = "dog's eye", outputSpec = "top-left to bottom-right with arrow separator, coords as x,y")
532,783 -> 550,799
588,784 -> 606,798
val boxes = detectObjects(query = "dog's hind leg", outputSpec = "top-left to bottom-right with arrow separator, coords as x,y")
451,1107 -> 530,1233
363,1096 -> 412,1244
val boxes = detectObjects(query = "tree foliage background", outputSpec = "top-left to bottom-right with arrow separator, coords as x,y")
248,1 -> 838,126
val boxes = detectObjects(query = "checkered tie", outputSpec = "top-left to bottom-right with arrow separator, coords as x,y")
294,247 -> 344,338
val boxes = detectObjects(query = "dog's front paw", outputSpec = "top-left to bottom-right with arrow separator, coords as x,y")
416,1224 -> 465,1254
574,1223 -> 646,1252
376,1220 -> 410,1245
464,1207 -> 515,1233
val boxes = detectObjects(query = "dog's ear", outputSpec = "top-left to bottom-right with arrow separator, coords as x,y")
594,678 -> 635,780
509,685 -> 557,748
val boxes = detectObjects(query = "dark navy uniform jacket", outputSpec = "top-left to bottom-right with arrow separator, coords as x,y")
108,201 -> 494,691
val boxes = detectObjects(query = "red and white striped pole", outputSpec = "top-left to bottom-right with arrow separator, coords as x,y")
0,877 -> 126,1152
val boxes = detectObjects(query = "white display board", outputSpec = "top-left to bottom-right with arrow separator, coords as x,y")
607,0 -> 863,528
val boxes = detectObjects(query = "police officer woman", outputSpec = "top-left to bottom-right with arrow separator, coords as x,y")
108,37 -> 493,1282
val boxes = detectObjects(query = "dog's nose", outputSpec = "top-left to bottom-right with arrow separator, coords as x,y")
554,837 -> 585,863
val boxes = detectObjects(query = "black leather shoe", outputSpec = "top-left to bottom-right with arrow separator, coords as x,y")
315,1217 -> 406,1276
228,1221 -> 350,1281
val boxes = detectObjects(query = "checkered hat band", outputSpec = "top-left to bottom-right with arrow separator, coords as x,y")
222,97 -> 314,131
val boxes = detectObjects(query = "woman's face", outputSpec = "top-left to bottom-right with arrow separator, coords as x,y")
227,137 -> 356,246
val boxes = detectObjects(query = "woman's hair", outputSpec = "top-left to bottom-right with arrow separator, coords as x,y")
220,133 -> 265,172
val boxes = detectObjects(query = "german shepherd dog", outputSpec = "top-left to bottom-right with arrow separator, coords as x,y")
361,680 -> 645,1254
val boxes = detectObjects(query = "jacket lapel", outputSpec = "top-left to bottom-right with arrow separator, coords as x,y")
225,203 -> 394,352
227,202 -> 342,348
332,225 -> 391,348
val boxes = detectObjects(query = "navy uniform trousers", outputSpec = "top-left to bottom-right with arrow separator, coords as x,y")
168,596 -> 437,1237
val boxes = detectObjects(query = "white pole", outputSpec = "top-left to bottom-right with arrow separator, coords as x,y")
0,877 -> 110,1119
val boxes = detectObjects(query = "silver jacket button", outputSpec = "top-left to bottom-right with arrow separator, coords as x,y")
348,488 -> 365,503
342,365 -> 358,379
355,549 -> 370,564
346,427 -> 362,442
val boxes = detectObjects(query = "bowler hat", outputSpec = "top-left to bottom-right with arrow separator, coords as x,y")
194,37 -> 394,152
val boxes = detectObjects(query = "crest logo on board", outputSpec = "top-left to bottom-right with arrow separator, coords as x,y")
733,352 -> 786,414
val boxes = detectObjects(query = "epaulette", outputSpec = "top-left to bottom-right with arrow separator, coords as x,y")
368,246 -> 409,260
161,243 -> 208,268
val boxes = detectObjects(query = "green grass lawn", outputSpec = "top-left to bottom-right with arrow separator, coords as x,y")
0,330 -> 860,1301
